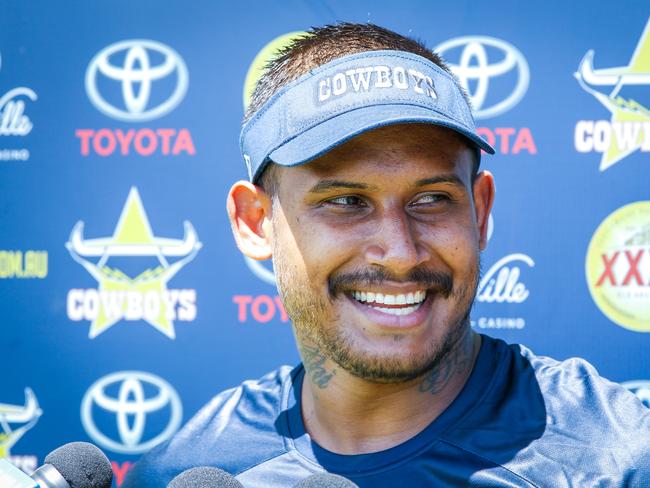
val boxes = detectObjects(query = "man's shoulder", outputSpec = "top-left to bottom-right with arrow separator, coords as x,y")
503,339 -> 649,431
122,365 -> 297,488
463,337 -> 650,484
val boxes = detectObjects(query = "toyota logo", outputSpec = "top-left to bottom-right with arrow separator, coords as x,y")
622,380 -> 650,409
434,36 -> 529,120
81,371 -> 183,454
85,39 -> 189,122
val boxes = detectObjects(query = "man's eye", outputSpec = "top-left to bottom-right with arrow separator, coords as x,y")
326,195 -> 365,207
411,193 -> 450,206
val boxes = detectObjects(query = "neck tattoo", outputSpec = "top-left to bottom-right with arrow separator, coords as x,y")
418,334 -> 476,395
300,342 -> 337,389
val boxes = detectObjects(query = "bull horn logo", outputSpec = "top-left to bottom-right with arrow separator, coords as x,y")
0,388 -> 42,458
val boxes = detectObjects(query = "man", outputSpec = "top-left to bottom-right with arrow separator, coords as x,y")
124,23 -> 650,487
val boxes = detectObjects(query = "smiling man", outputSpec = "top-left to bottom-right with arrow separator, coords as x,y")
123,23 -> 650,487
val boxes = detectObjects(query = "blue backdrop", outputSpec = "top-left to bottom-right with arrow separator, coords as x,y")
1,1 -> 648,485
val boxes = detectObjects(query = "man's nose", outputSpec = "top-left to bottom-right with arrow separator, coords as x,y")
363,208 -> 430,274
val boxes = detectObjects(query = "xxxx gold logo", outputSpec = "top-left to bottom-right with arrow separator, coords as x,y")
586,201 -> 650,332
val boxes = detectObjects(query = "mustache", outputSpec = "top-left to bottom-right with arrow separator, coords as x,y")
328,267 -> 453,298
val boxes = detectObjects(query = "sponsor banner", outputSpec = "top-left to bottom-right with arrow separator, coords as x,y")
585,201 -> 650,332
574,20 -> 650,170
0,250 -> 48,279
434,36 -> 537,156
0,388 -> 42,474
66,187 -> 201,339
76,40 -> 196,157
0,52 -> 37,162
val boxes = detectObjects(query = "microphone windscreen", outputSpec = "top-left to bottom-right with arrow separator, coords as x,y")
294,473 -> 360,487
44,441 -> 113,488
167,467 -> 244,487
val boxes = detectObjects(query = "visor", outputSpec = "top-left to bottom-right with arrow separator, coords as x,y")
240,50 -> 494,182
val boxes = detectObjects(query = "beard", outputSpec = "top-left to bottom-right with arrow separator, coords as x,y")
272,224 -> 479,385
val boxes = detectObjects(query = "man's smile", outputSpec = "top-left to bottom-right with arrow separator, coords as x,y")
349,290 -> 427,316
342,286 -> 437,329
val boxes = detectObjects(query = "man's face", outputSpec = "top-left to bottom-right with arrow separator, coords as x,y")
268,124 -> 491,383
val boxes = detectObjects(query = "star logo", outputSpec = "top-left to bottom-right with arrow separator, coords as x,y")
66,187 -> 201,339
0,388 -> 42,459
575,19 -> 650,170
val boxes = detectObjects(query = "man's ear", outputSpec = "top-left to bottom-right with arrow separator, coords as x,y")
226,181 -> 273,260
472,170 -> 495,251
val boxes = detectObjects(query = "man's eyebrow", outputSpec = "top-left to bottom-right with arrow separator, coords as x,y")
415,174 -> 466,188
308,179 -> 380,193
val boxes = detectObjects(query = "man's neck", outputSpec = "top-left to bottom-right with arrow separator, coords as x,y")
298,330 -> 481,455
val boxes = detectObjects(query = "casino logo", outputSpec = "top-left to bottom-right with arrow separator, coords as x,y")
574,20 -> 650,171
586,201 -> 650,332
0,51 -> 37,162
434,36 -> 535,155
81,371 -> 182,455
65,187 -> 202,339
473,217 -> 533,330
77,40 -> 195,157
0,388 -> 42,473
622,380 -> 650,408
472,253 -> 534,330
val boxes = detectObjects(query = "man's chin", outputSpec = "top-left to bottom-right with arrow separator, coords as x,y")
319,308 -> 472,384
323,336 -> 457,384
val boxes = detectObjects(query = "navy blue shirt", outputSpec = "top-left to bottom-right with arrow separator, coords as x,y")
123,336 -> 650,487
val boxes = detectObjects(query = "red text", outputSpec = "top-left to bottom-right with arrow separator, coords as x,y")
477,127 -> 537,155
111,461 -> 133,487
233,295 -> 289,323
76,128 -> 196,156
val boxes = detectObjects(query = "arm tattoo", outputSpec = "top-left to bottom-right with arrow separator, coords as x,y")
300,343 -> 337,389
418,336 -> 475,395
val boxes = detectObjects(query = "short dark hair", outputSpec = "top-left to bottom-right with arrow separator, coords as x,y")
245,22 -> 476,193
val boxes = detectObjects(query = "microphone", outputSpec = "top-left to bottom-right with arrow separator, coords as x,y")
293,473 -> 360,487
167,466 -> 244,487
0,441 -> 113,488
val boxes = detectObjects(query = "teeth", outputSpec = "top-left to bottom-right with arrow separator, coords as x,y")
374,304 -> 421,316
351,290 -> 427,306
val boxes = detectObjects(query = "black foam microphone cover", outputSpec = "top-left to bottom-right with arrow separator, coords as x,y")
167,466 -> 244,487
44,441 -> 113,488
293,473 -> 360,487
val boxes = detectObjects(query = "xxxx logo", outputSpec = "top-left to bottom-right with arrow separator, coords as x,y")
574,19 -> 650,170
66,187 -> 201,339
586,201 -> 650,332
